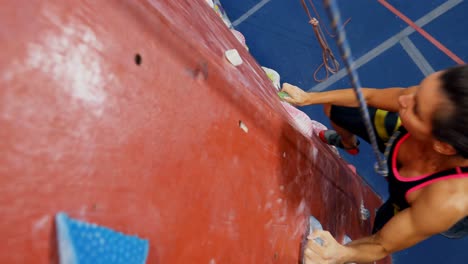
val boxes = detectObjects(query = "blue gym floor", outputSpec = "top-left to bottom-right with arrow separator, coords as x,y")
221,0 -> 468,263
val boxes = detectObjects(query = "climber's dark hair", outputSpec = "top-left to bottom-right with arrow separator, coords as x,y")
432,65 -> 468,158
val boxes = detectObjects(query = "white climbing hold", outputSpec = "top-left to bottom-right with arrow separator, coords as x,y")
239,120 -> 248,133
225,49 -> 243,66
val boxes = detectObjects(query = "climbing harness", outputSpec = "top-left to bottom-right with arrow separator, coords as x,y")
322,0 -> 388,177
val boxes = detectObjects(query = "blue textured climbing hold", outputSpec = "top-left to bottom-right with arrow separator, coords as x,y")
55,213 -> 149,264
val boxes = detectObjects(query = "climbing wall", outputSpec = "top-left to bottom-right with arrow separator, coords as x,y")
0,0 -> 390,263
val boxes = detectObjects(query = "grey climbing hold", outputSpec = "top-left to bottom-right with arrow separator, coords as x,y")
360,202 -> 370,221
342,234 -> 352,245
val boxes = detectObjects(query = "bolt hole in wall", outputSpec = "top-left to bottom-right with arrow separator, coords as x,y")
135,53 -> 142,65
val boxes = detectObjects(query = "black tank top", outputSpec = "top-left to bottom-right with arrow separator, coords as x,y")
386,127 -> 468,238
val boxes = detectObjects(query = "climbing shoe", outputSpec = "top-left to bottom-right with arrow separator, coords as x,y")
319,130 -> 360,155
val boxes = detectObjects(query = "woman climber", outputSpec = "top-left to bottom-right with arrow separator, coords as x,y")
281,65 -> 468,263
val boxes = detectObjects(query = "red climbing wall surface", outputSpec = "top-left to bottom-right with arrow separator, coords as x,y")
0,0 -> 390,263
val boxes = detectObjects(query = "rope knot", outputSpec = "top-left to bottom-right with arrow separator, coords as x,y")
309,18 -> 319,26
